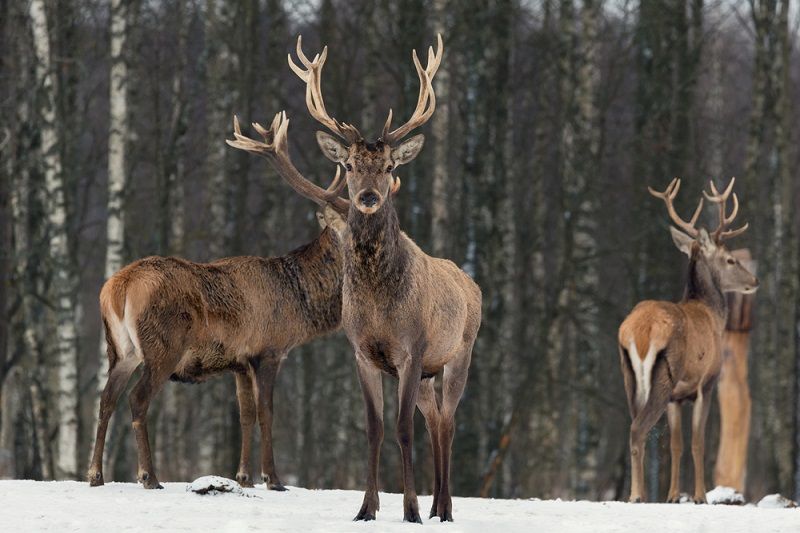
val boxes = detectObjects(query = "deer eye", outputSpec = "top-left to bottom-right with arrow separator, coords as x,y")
386,165 -> 393,173
345,163 -> 353,172
727,258 -> 735,265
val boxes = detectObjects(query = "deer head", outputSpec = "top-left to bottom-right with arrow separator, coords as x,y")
288,35 -> 443,214
649,178 -> 759,295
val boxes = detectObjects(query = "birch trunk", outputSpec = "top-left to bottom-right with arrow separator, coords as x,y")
29,0 -> 79,479
92,0 -> 132,471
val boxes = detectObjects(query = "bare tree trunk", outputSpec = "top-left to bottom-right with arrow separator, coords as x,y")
430,0 -> 450,258
92,0 -> 133,472
204,0 -> 234,259
29,0 -> 79,479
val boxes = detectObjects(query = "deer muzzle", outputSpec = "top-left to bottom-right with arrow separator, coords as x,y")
356,189 -> 382,214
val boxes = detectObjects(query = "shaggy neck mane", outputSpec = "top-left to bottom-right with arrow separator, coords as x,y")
346,196 -> 410,297
683,248 -> 726,320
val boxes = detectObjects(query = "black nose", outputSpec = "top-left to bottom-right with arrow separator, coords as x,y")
359,191 -> 379,208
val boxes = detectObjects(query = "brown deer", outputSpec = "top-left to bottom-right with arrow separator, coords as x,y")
87,123 -> 349,491
618,178 -> 758,504
231,34 -> 481,523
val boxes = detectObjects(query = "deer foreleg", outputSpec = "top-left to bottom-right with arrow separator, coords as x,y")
354,356 -> 383,521
396,355 -> 423,523
235,370 -> 257,487
254,357 -> 285,491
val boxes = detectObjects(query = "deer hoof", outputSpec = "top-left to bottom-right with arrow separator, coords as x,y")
354,492 -> 379,521
235,474 -> 254,488
630,496 -> 643,503
667,495 -> 681,504
436,497 -> 453,522
88,470 -> 104,487
693,496 -> 707,505
268,483 -> 288,492
403,498 -> 422,524
139,472 -> 163,489
354,511 -> 376,521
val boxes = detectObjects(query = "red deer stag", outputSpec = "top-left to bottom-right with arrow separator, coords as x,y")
232,34 -> 481,523
87,118 -> 349,490
618,178 -> 758,503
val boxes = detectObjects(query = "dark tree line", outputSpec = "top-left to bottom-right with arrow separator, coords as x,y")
0,0 -> 798,502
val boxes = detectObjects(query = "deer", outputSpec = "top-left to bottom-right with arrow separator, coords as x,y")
230,34 -> 481,523
618,177 -> 758,504
87,116 -> 350,491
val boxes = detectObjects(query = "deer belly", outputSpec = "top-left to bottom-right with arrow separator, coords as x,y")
170,343 -> 246,383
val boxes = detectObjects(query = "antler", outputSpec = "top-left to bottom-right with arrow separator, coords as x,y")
648,178 -> 704,238
288,36 -> 362,144
703,177 -> 749,241
381,34 -> 444,144
226,113 -> 349,214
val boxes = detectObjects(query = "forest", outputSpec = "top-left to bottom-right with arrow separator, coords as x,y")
0,0 -> 799,506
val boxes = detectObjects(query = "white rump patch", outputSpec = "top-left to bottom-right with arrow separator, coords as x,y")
628,341 -> 658,410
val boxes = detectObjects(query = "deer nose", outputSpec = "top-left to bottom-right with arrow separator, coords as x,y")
359,191 -> 379,208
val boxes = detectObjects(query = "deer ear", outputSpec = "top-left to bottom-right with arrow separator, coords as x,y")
697,228 -> 717,257
316,131 -> 348,163
391,134 -> 425,166
670,226 -> 694,257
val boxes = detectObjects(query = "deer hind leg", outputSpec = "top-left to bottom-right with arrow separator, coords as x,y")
234,370 -> 257,488
691,383 -> 713,503
628,354 -> 672,503
666,402 -> 683,502
396,355 -> 424,523
416,377 -> 442,519
354,356 -> 384,521
253,355 -> 285,491
129,360 -> 181,489
87,356 -> 140,486
436,345 -> 472,522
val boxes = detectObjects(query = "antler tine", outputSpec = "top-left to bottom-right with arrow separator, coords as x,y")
227,113 -> 350,214
647,178 -> 701,238
382,34 -> 444,144
703,177 -> 748,241
288,35 -> 361,144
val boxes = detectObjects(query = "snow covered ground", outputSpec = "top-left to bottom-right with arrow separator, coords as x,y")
0,480 -> 797,532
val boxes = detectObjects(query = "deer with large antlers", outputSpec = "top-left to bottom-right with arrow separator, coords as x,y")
230,34 -> 481,522
88,117 -> 349,491
618,178 -> 758,503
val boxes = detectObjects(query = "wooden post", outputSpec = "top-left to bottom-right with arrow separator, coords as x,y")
714,249 -> 756,492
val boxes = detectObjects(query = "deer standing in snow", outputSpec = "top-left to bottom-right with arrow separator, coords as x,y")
231,34 -> 481,522
88,117 -> 349,490
618,178 -> 758,503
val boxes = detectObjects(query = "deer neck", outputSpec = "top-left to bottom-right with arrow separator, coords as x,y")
345,198 -> 410,295
279,227 -> 343,335
683,252 -> 727,321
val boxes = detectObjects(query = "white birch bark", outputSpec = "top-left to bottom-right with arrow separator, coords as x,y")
93,0 -> 131,464
29,0 -> 79,479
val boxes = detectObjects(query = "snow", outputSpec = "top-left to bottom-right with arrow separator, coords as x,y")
707,486 -> 745,505
186,475 -> 246,496
0,480 -> 798,532
758,494 -> 798,509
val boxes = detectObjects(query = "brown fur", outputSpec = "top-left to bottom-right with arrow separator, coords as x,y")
618,235 -> 757,504
321,143 -> 481,522
88,228 -> 343,490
